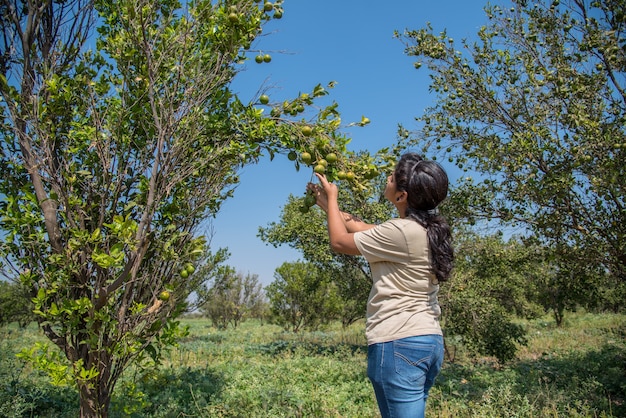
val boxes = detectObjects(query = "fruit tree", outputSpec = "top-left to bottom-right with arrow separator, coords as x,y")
0,0 -> 384,415
399,0 -> 625,313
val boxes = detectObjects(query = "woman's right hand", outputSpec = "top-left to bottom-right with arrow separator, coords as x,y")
314,173 -> 338,200
307,173 -> 338,211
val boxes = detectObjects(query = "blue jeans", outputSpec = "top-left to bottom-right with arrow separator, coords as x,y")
367,335 -> 444,418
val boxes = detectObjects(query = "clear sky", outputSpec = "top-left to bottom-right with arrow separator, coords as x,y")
210,0 -> 492,286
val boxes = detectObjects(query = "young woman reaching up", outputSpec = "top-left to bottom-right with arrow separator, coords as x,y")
307,152 -> 454,418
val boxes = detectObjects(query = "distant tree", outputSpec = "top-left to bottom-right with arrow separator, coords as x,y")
400,0 -> 625,312
0,280 -> 36,327
441,232 -> 554,362
265,261 -> 342,332
199,266 -> 264,329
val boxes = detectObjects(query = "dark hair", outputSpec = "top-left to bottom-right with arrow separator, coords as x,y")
394,153 -> 454,282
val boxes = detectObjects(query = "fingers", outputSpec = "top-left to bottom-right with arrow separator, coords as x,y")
314,172 -> 328,185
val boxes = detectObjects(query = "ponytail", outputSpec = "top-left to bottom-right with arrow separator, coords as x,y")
394,153 -> 454,282
406,209 -> 454,282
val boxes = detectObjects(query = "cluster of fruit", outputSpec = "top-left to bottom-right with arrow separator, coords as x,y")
260,1 -> 282,18
253,84 -> 386,212
228,1 -> 282,22
293,125 -> 358,180
299,189 -> 317,213
179,263 -> 195,279
255,54 -> 272,63
262,92 -> 313,117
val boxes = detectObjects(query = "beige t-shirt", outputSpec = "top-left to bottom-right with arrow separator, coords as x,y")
354,218 -> 442,345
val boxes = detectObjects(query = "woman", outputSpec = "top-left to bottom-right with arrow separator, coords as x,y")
308,152 -> 453,418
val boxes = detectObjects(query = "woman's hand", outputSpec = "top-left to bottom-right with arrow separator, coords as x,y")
306,182 -> 328,212
314,173 -> 338,200
312,173 -> 361,255
308,173 -> 375,234
307,175 -> 333,212
307,173 -> 338,212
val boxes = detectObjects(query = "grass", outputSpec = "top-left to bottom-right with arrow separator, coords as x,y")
1,311 -> 624,417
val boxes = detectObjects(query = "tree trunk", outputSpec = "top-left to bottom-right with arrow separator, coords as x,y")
75,347 -> 115,418
78,376 -> 112,418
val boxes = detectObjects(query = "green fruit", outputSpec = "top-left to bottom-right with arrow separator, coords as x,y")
346,171 -> 355,181
185,264 -> 195,274
255,55 -> 264,63
301,125 -> 313,137
228,12 -> 238,23
287,151 -> 297,161
325,153 -> 337,163
158,291 -> 171,301
259,94 -> 270,104
365,170 -> 378,179
337,171 -> 347,180
365,165 -> 379,179
314,164 -> 326,174
273,10 -> 282,18
304,194 -> 316,207
263,54 -> 272,63
299,205 -> 309,214
301,152 -> 312,164
180,270 -> 189,278
263,2 -> 273,11
318,158 -> 328,167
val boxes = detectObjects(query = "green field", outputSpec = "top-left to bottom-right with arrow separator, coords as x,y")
1,311 -> 624,417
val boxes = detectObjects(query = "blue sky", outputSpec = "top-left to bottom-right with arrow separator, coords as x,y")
210,0 -> 492,285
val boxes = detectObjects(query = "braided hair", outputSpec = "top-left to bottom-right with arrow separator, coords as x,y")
394,153 -> 454,282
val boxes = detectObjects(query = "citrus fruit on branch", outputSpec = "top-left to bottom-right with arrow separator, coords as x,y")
325,153 -> 337,163
300,152 -> 312,164
301,125 -> 313,137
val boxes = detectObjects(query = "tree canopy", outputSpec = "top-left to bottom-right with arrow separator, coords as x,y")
399,0 -> 625,305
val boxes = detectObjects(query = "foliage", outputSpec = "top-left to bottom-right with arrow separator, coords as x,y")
259,195 -> 372,327
265,261 -> 342,332
447,232 -> 547,315
0,280 -> 36,327
198,266 -> 265,329
399,0 -> 626,310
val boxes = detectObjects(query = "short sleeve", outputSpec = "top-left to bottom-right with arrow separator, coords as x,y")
354,220 -> 410,264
